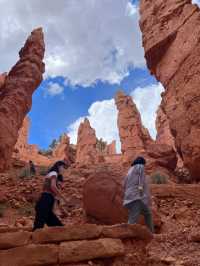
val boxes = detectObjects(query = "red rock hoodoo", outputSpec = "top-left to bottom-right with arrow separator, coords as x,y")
140,0 -> 200,180
76,118 -> 98,164
0,28 -> 45,172
115,90 -> 153,163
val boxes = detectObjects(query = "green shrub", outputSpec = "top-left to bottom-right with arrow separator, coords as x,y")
18,168 -> 30,179
37,166 -> 48,176
0,202 -> 8,218
151,172 -> 168,184
38,149 -> 52,156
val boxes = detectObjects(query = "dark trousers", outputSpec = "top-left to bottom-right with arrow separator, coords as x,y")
33,192 -> 63,231
126,200 -> 154,233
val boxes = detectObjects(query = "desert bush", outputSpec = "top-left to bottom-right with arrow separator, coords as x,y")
37,166 -> 48,176
151,172 -> 168,184
18,168 -> 30,179
38,149 -> 52,156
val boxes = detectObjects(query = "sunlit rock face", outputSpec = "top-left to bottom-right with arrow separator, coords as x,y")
140,0 -> 200,180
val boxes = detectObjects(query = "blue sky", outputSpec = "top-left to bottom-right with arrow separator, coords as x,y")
0,0 -> 167,151
28,68 -> 158,149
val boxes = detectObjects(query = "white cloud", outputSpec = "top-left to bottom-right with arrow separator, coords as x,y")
130,83 -> 164,139
46,82 -> 64,96
67,99 -> 121,151
192,0 -> 200,6
126,2 -> 137,16
67,83 -> 164,153
0,0 -> 144,87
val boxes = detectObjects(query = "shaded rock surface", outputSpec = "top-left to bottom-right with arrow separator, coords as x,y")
0,73 -> 6,91
140,0 -> 200,180
0,28 -> 45,172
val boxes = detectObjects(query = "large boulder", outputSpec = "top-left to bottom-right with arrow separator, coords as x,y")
140,0 -> 200,180
83,174 -> 162,230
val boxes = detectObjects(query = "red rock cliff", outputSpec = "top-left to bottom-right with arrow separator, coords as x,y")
140,0 -> 200,180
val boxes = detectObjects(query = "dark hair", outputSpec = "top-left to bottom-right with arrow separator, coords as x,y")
48,161 -> 67,182
131,156 -> 146,166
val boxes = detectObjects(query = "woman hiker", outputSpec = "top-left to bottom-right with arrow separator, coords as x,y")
123,156 -> 154,233
33,160 -> 68,231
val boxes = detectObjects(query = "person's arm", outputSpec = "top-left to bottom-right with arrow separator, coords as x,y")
51,177 -> 68,205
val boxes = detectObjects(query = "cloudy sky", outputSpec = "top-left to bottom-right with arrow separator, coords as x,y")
2,0 -> 197,152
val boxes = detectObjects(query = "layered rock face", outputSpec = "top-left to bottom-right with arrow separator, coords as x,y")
140,1 -> 200,180
0,28 -> 45,171
115,91 -> 153,163
76,118 -> 98,164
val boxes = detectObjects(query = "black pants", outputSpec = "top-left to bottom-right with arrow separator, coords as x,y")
33,192 -> 63,231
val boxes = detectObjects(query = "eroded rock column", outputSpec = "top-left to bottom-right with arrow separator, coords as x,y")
0,28 -> 45,171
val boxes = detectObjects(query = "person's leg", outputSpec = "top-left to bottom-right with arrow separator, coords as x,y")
33,193 -> 54,231
141,202 -> 154,233
33,203 -> 46,231
127,200 -> 142,224
46,211 -> 64,227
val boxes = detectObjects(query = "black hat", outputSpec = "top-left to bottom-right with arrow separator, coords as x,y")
131,156 -> 146,166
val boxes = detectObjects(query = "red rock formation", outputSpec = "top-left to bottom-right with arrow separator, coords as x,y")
115,90 -> 153,163
140,1 -> 200,180
12,116 -> 52,167
156,105 -> 175,148
13,117 -> 30,159
53,134 -> 70,160
76,118 -> 98,164
105,140 -> 116,155
0,73 -> 6,90
0,28 -> 45,172
52,134 -> 75,164
156,105 -> 183,168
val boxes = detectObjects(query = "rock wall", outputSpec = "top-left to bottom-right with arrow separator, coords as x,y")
115,90 -> 153,163
0,224 -> 152,266
76,118 -> 98,164
0,28 -> 45,172
140,0 -> 200,180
